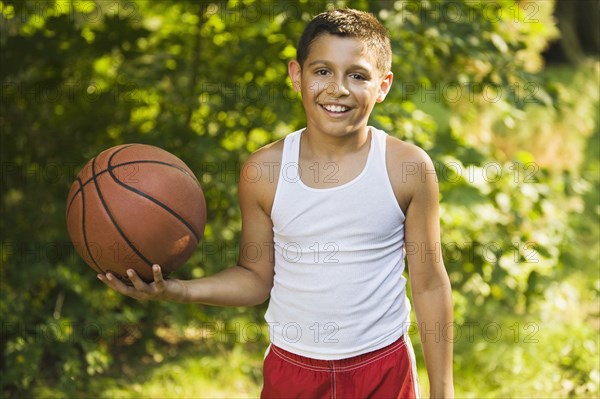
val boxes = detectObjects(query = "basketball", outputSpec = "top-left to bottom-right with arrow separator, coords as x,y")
66,144 -> 206,283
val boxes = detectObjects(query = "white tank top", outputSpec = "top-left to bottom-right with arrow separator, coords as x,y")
265,126 -> 411,360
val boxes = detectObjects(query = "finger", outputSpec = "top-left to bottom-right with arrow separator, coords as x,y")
126,269 -> 149,291
152,264 -> 165,290
101,272 -> 136,296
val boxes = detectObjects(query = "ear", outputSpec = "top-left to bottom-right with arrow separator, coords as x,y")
376,71 -> 393,103
288,59 -> 302,92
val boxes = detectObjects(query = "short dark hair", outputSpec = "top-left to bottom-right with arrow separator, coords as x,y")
296,9 -> 392,76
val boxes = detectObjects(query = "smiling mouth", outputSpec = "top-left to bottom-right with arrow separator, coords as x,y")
321,104 -> 351,113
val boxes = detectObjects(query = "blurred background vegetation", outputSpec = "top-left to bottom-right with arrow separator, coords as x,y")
1,0 -> 598,397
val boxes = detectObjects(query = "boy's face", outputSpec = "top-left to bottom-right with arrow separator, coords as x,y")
289,33 -> 392,139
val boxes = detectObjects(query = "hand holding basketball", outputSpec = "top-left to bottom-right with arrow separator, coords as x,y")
97,264 -> 188,302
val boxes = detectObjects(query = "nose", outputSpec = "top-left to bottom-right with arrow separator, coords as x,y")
324,78 -> 350,98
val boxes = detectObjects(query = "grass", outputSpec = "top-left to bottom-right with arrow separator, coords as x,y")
98,344 -> 263,398
34,338 -> 265,399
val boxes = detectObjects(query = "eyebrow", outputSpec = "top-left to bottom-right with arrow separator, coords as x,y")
307,60 -> 372,72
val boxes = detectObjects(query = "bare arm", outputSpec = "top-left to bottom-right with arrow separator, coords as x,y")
404,153 -> 454,398
98,147 -> 279,307
388,138 -> 454,398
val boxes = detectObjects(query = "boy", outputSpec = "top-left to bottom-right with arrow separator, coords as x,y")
99,8 -> 454,398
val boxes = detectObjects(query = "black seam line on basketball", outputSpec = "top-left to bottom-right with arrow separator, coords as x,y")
107,148 -> 201,243
91,156 -> 154,269
67,159 -> 200,211
67,144 -> 139,212
78,174 -> 106,274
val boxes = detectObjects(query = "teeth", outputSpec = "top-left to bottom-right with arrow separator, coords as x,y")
323,104 -> 349,113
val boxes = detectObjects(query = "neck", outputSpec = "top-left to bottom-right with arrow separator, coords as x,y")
302,126 -> 370,160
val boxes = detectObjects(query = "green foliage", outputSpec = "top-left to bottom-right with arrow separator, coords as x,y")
1,0 -> 598,397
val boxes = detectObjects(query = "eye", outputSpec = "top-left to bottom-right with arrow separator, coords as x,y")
350,73 -> 366,80
315,69 -> 330,76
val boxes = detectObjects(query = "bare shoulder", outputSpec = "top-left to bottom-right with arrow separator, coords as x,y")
386,135 -> 434,167
239,138 -> 285,215
385,135 -> 438,212
245,138 -> 285,167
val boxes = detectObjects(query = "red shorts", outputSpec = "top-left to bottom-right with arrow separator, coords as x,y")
261,335 -> 419,399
